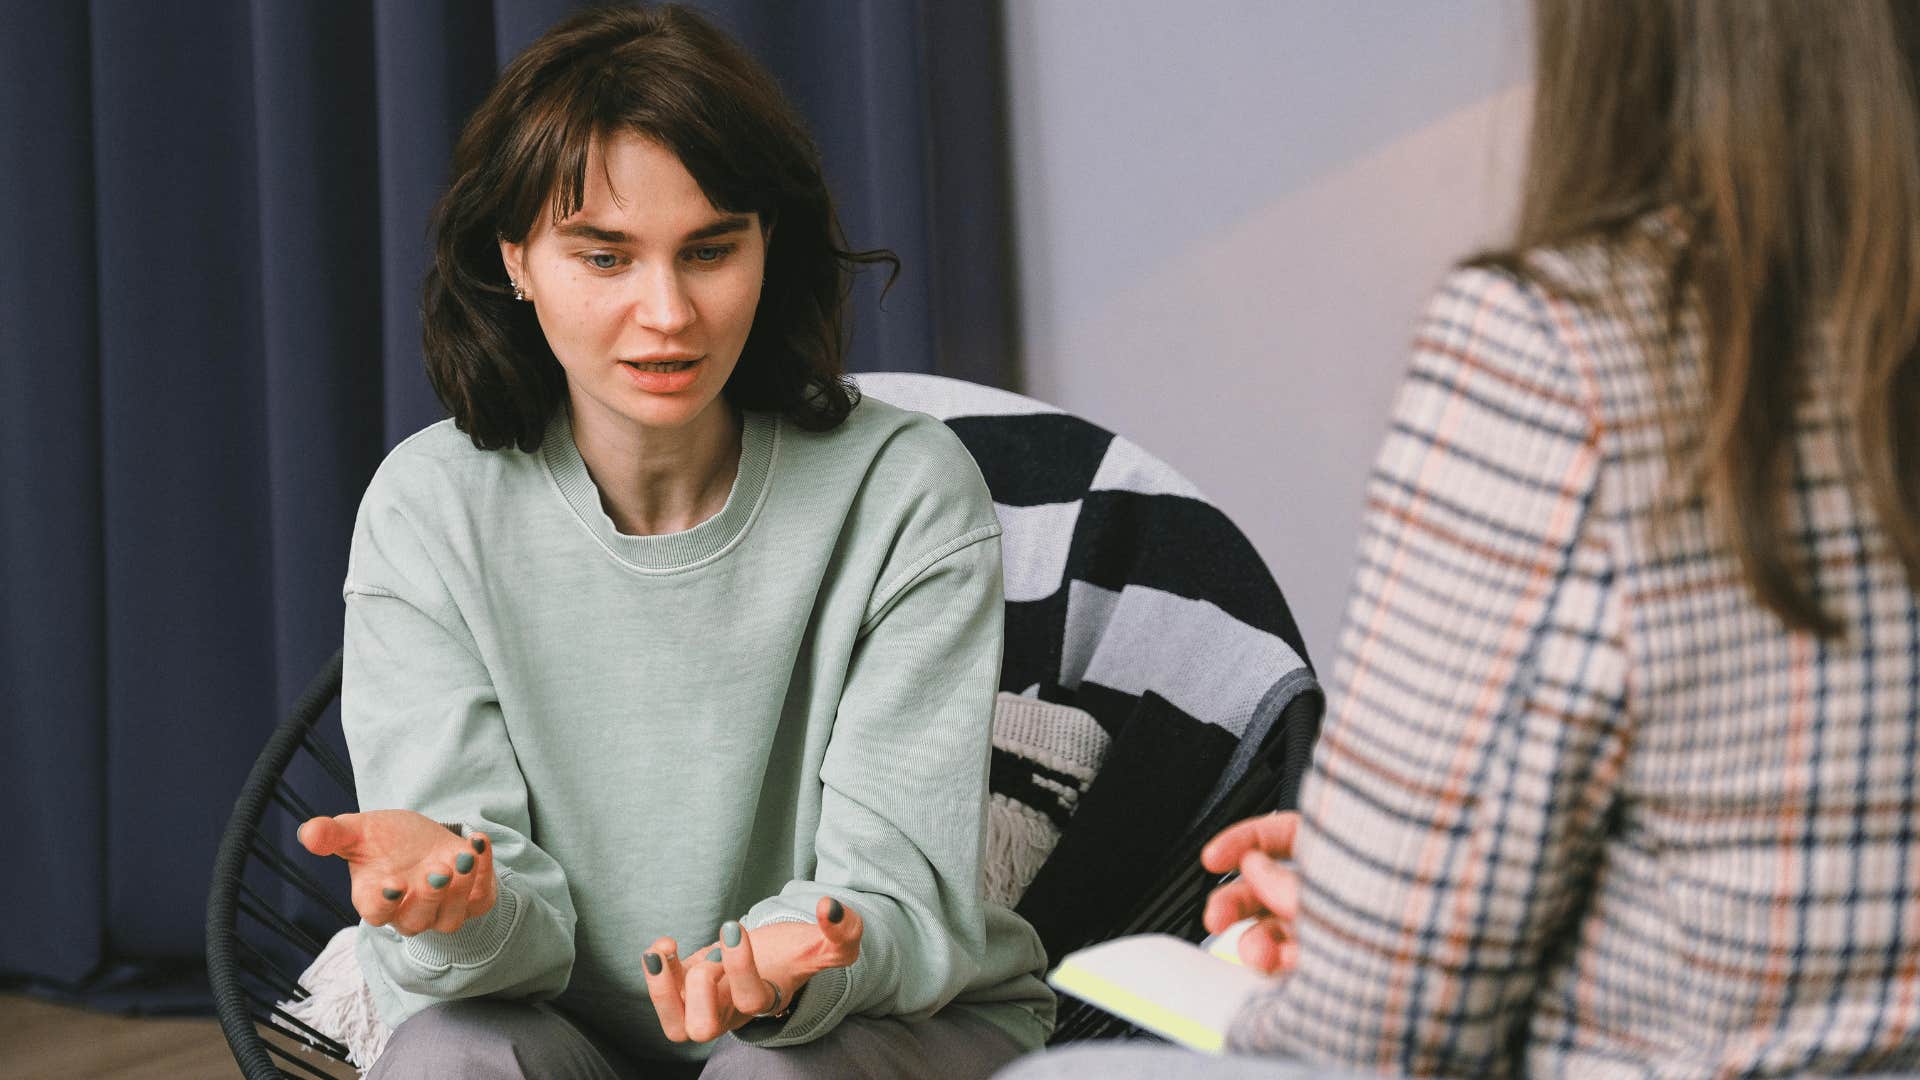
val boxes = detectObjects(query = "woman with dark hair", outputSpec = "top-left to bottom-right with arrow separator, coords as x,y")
1003,1 -> 1920,1078
291,6 -> 1051,1078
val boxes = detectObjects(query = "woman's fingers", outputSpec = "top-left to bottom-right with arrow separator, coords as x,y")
431,851 -> 473,934
1235,915 -> 1299,975
1228,852 -> 1301,976
391,858 -> 457,936
297,814 -> 361,859
302,812 -> 500,933
813,896 -> 863,967
1202,877 -> 1266,935
717,921 -> 777,1015
682,960 -> 732,1043
643,937 -> 688,1042
1237,850 -> 1299,921
1200,811 -> 1299,874
350,874 -> 409,926
463,832 -> 497,917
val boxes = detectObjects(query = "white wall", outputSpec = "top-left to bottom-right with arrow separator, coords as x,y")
1003,0 -> 1533,661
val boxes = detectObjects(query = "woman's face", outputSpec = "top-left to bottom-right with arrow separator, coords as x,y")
500,131 -> 766,438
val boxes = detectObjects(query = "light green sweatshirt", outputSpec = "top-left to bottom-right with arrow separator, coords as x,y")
340,396 -> 1054,1064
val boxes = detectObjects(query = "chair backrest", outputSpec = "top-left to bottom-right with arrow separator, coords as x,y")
206,651 -> 360,1079
855,373 -> 1323,1042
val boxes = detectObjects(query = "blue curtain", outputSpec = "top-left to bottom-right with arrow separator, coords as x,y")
0,0 -> 1015,1011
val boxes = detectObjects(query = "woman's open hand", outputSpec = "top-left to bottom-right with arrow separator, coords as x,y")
642,896 -> 864,1043
1201,810 -> 1301,975
298,810 -> 495,936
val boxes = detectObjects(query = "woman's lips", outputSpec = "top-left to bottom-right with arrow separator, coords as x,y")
618,357 -> 701,393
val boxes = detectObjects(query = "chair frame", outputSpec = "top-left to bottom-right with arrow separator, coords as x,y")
206,648 -> 360,1079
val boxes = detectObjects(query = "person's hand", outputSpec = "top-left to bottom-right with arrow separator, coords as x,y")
1201,811 -> 1300,975
297,810 -> 495,936
641,896 -> 864,1043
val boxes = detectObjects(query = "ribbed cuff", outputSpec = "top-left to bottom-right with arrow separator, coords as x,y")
734,899 -> 895,1048
386,871 -> 524,973
733,963 -> 853,1048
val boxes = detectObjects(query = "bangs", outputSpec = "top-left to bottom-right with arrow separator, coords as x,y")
495,53 -> 774,241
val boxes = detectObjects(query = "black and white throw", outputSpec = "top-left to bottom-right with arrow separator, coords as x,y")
854,374 -> 1320,961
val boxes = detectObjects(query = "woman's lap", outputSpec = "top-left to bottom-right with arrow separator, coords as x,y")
365,998 -> 688,1080
365,998 -> 1025,1080
705,1007 -> 1023,1080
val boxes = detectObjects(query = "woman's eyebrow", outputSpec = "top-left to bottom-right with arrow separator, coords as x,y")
555,222 -> 630,243
552,215 -> 754,245
684,215 -> 753,242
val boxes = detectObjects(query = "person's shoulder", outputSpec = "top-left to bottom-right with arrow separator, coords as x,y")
1415,256 -> 1612,436
781,393 -> 996,538
1422,263 -> 1556,343
360,417 -> 532,517
1440,212 -> 1682,344
785,393 -> 980,485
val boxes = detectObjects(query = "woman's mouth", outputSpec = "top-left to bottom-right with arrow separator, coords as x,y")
618,357 -> 703,393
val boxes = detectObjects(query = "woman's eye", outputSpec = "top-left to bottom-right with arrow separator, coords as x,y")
688,244 -> 734,265
583,252 -> 623,270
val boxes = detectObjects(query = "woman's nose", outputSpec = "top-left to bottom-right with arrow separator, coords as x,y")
628,264 -> 694,336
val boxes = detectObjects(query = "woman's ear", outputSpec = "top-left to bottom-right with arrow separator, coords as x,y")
498,236 -> 526,289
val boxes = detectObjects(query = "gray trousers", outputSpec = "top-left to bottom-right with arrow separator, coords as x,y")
998,1043 -> 1920,1080
992,1043 -> 1375,1079
366,998 -> 1027,1080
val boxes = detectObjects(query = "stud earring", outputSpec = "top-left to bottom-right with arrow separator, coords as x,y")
510,278 -> 529,302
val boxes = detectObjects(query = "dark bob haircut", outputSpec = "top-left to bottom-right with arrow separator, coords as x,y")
422,3 -> 895,451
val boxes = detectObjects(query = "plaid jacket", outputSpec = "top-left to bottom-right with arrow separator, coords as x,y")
1232,221 -> 1920,1077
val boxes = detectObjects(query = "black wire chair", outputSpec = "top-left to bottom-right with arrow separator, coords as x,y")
206,648 -> 361,1079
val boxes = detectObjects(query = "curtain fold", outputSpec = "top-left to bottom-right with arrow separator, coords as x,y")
1,0 -> 1015,1011
1,1 -> 106,988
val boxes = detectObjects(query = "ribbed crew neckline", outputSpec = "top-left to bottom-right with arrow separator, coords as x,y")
541,406 -> 778,572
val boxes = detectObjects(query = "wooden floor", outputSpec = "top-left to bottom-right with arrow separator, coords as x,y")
0,994 -> 357,1079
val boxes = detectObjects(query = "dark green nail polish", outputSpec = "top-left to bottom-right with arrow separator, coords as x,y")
455,853 -> 475,874
722,921 -> 742,947
382,888 -> 403,901
644,952 -> 662,976
827,899 -> 844,924
472,836 -> 487,854
427,873 -> 451,889
707,948 -> 722,963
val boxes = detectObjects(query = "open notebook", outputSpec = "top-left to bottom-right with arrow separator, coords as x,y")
1047,919 -> 1277,1054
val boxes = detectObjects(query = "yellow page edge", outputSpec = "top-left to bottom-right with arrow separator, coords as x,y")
1049,963 -> 1227,1055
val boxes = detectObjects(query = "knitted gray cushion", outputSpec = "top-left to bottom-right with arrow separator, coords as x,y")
984,692 -> 1109,907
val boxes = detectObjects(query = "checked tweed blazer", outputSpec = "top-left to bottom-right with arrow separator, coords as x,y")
1232,218 -> 1920,1078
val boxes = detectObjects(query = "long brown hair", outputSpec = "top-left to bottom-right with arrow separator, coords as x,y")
1489,0 -> 1920,637
422,4 -> 896,452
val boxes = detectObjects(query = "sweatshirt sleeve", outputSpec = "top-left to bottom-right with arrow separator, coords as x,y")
737,522 -> 1026,1047
339,478 -> 578,1028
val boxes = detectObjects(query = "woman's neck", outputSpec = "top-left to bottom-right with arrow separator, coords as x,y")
566,395 -> 744,538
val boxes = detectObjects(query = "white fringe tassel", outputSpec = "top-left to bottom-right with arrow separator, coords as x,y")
985,795 -> 1064,908
274,926 -> 391,1074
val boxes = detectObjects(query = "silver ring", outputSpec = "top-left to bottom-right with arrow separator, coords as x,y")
752,979 -> 786,1019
